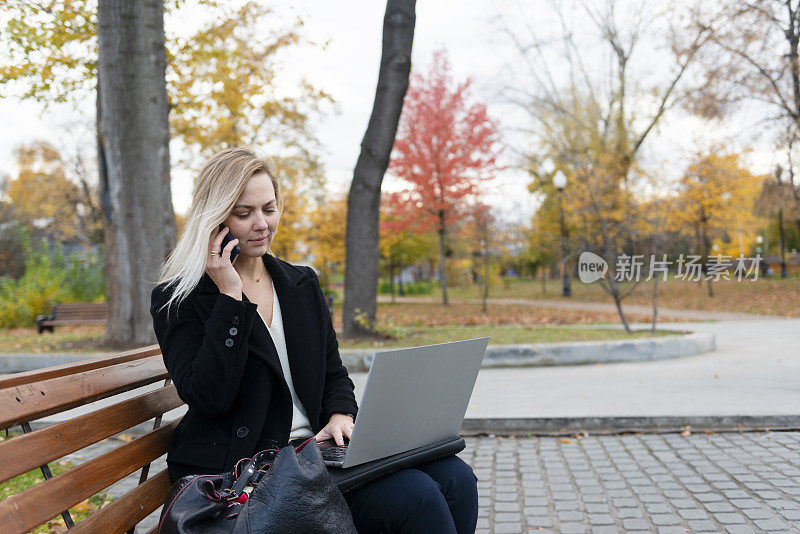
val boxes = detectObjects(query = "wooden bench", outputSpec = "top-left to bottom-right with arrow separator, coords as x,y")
36,303 -> 109,334
0,345 -> 184,533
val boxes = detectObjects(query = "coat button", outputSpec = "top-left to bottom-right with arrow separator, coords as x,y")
225,338 -> 234,347
236,426 -> 249,438
232,315 -> 240,324
229,327 -> 238,336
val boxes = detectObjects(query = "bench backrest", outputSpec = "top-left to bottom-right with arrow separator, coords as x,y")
0,345 -> 184,534
51,303 -> 109,320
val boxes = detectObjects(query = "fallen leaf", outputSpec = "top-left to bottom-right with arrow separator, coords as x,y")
72,499 -> 91,513
681,430 -> 691,437
116,434 -> 133,443
559,438 -> 571,443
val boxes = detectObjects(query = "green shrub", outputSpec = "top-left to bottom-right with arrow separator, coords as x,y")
377,279 -> 435,295
0,230 -> 105,329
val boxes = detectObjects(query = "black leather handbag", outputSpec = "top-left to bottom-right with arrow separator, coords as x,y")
157,438 -> 357,534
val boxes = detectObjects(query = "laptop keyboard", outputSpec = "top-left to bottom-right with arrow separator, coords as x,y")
321,444 -> 348,463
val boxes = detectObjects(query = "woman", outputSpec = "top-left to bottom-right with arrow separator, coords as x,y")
150,147 -> 478,533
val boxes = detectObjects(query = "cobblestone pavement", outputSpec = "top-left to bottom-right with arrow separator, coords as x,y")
459,431 -> 800,534
61,430 -> 800,533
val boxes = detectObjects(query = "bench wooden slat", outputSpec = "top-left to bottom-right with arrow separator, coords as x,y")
47,309 -> 107,314
50,307 -> 107,312
69,468 -> 171,534
56,302 -> 108,308
0,419 -> 178,533
0,346 -> 161,389
41,319 -> 107,325
0,385 -> 182,481
0,356 -> 169,428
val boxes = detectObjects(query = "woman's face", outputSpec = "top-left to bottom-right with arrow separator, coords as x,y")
223,172 -> 281,258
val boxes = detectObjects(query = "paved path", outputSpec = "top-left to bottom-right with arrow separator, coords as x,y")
350,318 -> 800,419
376,296 -> 776,322
60,431 -> 800,533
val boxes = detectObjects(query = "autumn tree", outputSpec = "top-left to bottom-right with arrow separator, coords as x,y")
686,1 -> 800,134
499,0 -> 708,330
0,1 -> 329,254
671,151 -> 765,296
685,1 -> 800,255
379,191 -> 436,302
6,142 -> 82,240
343,0 -> 416,337
308,192 -> 348,291
0,2 -> 324,159
388,50 -> 501,306
467,201 -> 495,313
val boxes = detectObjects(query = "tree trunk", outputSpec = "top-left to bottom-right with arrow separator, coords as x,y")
389,262 -> 396,304
651,276 -> 659,334
541,265 -> 546,294
342,0 -> 416,337
700,207 -> 713,297
779,208 -> 788,278
97,0 -> 174,348
438,216 -> 449,306
481,249 -> 489,314
612,290 -> 632,333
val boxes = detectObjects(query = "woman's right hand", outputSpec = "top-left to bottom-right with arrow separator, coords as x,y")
206,226 -> 242,299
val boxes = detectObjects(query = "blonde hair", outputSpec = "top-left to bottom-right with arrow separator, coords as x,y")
155,146 -> 282,316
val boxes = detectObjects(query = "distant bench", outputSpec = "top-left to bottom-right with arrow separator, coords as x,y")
0,345 -> 182,533
36,303 -> 109,334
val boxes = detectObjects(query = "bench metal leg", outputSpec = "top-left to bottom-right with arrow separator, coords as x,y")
126,378 -> 172,534
21,422 -> 75,528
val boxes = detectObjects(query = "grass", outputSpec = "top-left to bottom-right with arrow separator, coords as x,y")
329,300 -> 684,333
439,275 -> 800,317
0,438 -> 113,532
337,324 -> 680,349
0,325 -> 111,353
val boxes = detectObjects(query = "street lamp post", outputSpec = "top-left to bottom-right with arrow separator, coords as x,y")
756,235 -> 765,278
776,166 -> 788,278
553,170 -> 571,297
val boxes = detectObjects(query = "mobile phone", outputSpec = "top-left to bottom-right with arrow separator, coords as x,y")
218,223 -> 241,263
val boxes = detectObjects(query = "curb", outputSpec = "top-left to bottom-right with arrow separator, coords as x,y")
0,332 -> 714,375
338,332 -> 715,372
461,415 -> 800,436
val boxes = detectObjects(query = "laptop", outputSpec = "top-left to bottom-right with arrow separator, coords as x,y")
320,337 -> 489,468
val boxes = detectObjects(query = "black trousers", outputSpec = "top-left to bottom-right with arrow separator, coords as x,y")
343,455 -> 479,534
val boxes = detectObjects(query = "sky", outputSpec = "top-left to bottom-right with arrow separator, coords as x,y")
0,0 -> 785,226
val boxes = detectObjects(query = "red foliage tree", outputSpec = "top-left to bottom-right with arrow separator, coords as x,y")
389,49 -> 502,305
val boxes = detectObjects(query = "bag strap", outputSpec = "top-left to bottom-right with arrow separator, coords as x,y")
230,448 -> 278,496
229,440 -> 312,497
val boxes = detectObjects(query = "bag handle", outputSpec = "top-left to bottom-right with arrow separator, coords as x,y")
229,439 -> 315,498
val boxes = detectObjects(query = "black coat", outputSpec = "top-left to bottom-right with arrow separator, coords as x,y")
150,253 -> 358,481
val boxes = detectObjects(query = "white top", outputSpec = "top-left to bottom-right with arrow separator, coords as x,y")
257,278 -> 314,441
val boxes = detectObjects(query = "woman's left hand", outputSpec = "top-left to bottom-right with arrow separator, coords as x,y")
314,413 -> 354,446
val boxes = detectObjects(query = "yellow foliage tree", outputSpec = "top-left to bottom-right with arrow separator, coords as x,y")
671,152 -> 767,259
7,141 -> 82,239
1,1 -> 330,258
308,192 -> 348,290
267,155 -> 325,263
